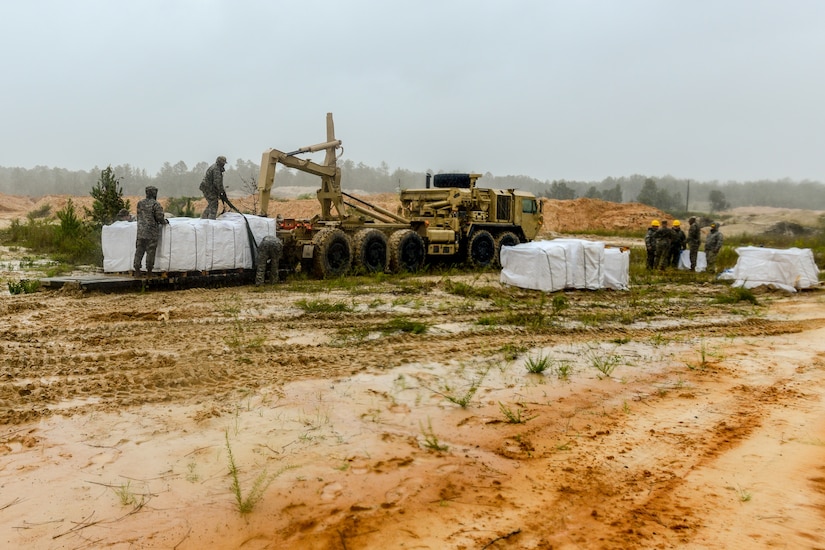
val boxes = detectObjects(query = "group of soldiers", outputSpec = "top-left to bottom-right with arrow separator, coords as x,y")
645,217 -> 724,273
127,155 -> 283,286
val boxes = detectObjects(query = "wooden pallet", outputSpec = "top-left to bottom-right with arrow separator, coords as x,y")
39,269 -> 255,292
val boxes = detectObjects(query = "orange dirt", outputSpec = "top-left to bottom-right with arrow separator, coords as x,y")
0,192 -> 669,236
1,193 -> 824,549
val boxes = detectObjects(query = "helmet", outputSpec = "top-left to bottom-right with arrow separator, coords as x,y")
710,223 -> 717,229
145,186 -> 158,199
651,219 -> 660,227
216,155 -> 227,165
672,220 -> 681,227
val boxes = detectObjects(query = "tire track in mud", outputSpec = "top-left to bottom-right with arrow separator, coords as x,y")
1,286 -> 821,425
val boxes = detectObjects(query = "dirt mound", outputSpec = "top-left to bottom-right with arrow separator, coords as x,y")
539,197 -> 667,234
2,192 -> 818,239
764,221 -> 814,236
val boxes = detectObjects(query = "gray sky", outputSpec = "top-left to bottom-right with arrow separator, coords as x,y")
3,0 -> 824,183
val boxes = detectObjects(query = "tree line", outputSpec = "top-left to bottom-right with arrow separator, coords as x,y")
1,160 -> 824,213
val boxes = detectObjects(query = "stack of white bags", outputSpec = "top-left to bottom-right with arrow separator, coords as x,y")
102,213 -> 276,273
725,246 -> 819,293
500,239 -> 629,292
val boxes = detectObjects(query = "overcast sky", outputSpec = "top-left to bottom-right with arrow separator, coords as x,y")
3,1 -> 824,184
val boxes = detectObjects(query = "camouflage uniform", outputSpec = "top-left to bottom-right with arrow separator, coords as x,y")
654,224 -> 674,270
134,186 -> 169,275
644,226 -> 658,270
116,208 -> 133,222
255,235 -> 283,285
686,219 -> 701,271
200,156 -> 227,220
705,226 -> 724,274
670,226 -> 686,267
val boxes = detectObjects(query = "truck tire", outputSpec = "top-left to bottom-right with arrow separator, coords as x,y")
353,228 -> 388,273
433,173 -> 473,189
312,228 -> 352,278
495,231 -> 521,267
467,230 -> 496,268
389,229 -> 425,273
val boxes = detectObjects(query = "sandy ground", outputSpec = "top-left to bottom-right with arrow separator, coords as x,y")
1,268 -> 824,549
2,193 -> 825,549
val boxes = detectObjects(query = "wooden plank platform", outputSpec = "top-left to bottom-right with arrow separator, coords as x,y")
40,270 -> 256,292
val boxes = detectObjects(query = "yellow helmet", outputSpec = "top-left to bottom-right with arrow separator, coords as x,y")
672,220 -> 681,227
651,219 -> 660,227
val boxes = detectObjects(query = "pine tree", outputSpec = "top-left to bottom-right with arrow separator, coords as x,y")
87,166 -> 130,227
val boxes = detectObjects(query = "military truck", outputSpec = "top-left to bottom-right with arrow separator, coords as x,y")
256,113 -> 543,278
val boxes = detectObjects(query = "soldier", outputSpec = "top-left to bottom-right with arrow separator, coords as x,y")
654,220 -> 674,271
705,222 -> 724,274
200,155 -> 228,220
133,186 -> 169,277
116,208 -> 134,222
645,219 -> 660,270
670,220 -> 686,268
255,235 -> 283,286
686,216 -> 701,271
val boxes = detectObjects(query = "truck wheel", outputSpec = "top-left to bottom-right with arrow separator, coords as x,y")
467,230 -> 496,268
353,228 -> 388,273
389,229 -> 425,273
312,228 -> 352,278
495,231 -> 521,267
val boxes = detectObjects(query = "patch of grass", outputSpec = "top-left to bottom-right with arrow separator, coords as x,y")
420,418 -> 448,452
391,278 -> 434,295
113,481 -> 140,507
442,279 -> 496,300
380,316 -> 427,334
525,353 -> 551,374
225,431 -> 293,515
476,315 -> 500,326
499,402 -> 535,424
553,360 -> 573,380
586,346 -> 622,379
295,298 -> 353,313
424,365 -> 489,409
7,279 -> 40,294
551,294 -> 569,315
443,383 -> 479,408
500,343 -> 528,361
186,462 -> 200,483
713,286 -> 759,305
727,484 -> 753,502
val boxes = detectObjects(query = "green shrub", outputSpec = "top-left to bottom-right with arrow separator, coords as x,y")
8,279 -> 40,294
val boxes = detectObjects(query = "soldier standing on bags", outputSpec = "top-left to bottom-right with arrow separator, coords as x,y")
705,223 -> 724,274
654,220 -> 674,271
255,235 -> 283,286
134,186 -> 169,277
645,219 -> 660,270
686,216 -> 701,271
200,155 -> 228,220
670,220 -> 687,268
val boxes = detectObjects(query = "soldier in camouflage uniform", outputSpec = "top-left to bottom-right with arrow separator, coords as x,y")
200,155 -> 228,220
645,220 -> 660,270
654,220 -> 674,271
255,235 -> 283,285
116,208 -> 134,222
686,216 -> 701,271
704,223 -> 724,274
670,220 -> 686,268
133,186 -> 169,277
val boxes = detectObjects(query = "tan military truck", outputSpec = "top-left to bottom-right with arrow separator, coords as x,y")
256,113 -> 543,278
